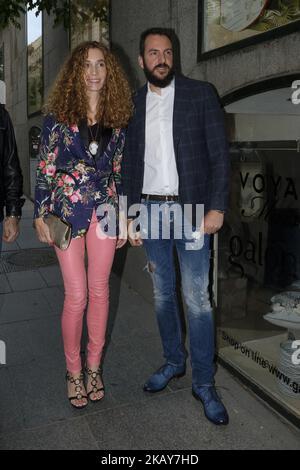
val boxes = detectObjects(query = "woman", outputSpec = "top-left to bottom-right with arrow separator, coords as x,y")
34,41 -> 132,409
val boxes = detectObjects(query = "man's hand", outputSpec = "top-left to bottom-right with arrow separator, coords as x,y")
128,219 -> 143,247
203,210 -> 224,235
34,217 -> 54,245
3,217 -> 20,243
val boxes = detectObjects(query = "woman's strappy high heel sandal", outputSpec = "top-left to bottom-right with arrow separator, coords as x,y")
66,371 -> 88,409
85,366 -> 105,403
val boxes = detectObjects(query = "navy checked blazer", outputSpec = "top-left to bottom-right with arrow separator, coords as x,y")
122,74 -> 230,215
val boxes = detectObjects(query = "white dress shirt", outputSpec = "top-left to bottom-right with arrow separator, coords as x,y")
142,79 -> 179,196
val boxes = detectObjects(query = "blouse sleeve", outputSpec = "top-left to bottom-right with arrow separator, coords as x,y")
34,115 -> 60,218
112,128 -> 125,197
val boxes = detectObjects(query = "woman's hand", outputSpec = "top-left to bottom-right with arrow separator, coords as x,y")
128,219 -> 143,247
115,211 -> 128,249
34,217 -> 54,245
116,237 -> 127,250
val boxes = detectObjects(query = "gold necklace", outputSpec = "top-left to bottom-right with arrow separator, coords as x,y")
88,123 -> 100,156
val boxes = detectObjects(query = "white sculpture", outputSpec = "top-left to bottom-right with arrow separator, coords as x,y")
264,291 -> 300,331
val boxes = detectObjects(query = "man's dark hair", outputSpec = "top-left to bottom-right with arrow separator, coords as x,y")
139,27 -> 174,56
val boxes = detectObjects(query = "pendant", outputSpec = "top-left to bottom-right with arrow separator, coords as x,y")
89,141 -> 99,156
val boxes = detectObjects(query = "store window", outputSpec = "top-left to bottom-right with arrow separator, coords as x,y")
217,85 -> 300,424
27,7 -> 43,116
70,0 -> 109,50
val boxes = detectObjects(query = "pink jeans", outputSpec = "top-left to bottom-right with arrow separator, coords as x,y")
55,210 -> 116,373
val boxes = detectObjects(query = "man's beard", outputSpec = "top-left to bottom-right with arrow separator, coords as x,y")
143,62 -> 175,88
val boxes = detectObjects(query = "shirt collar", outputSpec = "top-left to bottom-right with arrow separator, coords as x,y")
147,77 -> 175,97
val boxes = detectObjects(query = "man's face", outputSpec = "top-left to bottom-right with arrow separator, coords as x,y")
139,34 -> 175,88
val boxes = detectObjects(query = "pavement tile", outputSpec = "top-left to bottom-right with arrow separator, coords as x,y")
0,417 -> 99,450
6,270 -> 47,291
15,228 -> 46,250
26,316 -> 64,358
38,265 -> 64,287
1,241 -> 20,252
0,367 -> 25,434
87,389 -> 300,451
39,286 -> 64,312
0,290 -> 54,324
0,320 -> 34,366
8,353 -> 117,429
101,340 -> 170,406
0,274 -> 12,294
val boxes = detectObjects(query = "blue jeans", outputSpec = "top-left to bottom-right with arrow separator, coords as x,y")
141,200 -> 215,386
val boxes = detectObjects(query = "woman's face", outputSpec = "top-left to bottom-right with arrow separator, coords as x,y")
84,48 -> 107,93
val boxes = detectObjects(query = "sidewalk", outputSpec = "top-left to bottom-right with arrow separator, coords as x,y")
0,198 -> 299,450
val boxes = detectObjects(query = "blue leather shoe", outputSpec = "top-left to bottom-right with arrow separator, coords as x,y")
143,363 -> 186,393
192,385 -> 229,425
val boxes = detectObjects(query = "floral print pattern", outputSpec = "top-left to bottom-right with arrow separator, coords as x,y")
34,115 -> 125,238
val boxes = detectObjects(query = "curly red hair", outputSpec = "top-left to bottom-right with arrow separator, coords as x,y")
44,41 -> 133,128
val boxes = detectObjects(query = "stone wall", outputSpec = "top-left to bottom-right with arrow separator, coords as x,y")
0,13 -> 69,196
111,0 -> 300,97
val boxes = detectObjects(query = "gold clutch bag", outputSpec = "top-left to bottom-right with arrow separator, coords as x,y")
44,213 -> 72,250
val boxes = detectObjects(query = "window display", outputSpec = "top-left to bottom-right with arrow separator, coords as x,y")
70,0 -> 109,50
217,142 -> 300,421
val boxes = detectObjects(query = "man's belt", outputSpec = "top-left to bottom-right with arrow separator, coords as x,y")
141,194 -> 179,202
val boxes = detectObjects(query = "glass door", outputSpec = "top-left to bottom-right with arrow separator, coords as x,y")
216,141 -> 300,422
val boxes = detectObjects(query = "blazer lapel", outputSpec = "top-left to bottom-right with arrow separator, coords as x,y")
135,84 -> 147,160
173,75 -> 186,156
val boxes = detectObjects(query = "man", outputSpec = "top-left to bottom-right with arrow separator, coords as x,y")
122,28 -> 229,425
0,103 -> 24,250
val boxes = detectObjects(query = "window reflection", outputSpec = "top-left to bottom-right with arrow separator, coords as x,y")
217,142 -> 300,419
27,7 -> 43,116
70,0 -> 109,50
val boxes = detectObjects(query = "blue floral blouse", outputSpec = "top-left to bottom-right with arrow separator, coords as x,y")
34,114 -> 125,238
